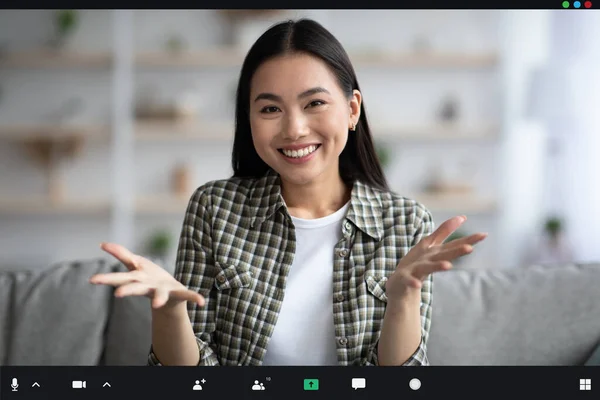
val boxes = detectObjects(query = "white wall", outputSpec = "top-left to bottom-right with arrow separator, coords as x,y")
547,11 -> 600,263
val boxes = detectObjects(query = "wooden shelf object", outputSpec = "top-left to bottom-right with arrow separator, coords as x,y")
135,195 -> 190,215
0,50 -> 113,69
0,125 -> 107,203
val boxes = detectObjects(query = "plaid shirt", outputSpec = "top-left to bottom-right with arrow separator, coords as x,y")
148,169 -> 433,366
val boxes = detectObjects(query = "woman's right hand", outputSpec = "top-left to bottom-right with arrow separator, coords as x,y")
90,242 -> 205,310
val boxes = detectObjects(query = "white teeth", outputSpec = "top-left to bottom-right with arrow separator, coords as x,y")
282,145 -> 318,158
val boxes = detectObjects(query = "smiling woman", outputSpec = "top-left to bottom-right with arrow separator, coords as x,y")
90,18 -> 487,367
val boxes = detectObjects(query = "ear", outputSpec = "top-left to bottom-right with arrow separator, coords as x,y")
348,89 -> 362,129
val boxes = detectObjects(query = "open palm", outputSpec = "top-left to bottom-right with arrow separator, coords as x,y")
89,242 -> 205,310
386,215 -> 487,300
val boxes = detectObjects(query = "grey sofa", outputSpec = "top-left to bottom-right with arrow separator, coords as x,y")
0,259 -> 599,366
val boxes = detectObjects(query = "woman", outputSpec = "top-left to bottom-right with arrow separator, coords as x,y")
90,18 -> 487,366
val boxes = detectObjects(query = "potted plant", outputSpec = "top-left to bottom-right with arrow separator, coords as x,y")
50,10 -> 79,49
146,230 -> 173,261
526,215 -> 573,265
544,216 -> 562,241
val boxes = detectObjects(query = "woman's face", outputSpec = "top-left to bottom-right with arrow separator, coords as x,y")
249,52 -> 361,187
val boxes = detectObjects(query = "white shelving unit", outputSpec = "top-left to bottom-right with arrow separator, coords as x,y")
0,11 -> 506,267
0,12 -> 501,213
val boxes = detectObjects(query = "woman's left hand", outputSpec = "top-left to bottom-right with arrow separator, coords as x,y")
385,215 -> 487,304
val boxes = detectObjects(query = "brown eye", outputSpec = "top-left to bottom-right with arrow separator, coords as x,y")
260,106 -> 280,113
307,100 -> 325,108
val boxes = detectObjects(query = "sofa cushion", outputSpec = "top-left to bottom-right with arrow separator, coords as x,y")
102,259 -> 176,365
0,274 -> 14,365
427,263 -> 600,365
6,259 -> 114,365
584,339 -> 600,365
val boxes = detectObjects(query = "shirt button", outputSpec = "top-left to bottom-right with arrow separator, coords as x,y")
337,248 -> 348,258
216,275 -> 226,283
335,293 -> 344,302
344,221 -> 352,231
338,337 -> 348,346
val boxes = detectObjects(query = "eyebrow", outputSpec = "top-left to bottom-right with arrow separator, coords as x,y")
254,87 -> 331,102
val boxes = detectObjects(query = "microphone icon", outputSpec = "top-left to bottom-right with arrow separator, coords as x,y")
11,378 -> 19,391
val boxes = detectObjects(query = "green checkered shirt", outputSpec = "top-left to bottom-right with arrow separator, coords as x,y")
148,169 -> 433,366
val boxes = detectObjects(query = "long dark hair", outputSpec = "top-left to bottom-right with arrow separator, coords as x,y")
231,18 -> 389,192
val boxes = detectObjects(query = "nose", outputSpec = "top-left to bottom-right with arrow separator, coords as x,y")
281,112 -> 309,141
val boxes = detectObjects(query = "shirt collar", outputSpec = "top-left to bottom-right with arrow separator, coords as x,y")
248,169 -> 384,241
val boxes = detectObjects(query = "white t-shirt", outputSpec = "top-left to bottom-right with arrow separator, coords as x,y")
261,202 -> 350,366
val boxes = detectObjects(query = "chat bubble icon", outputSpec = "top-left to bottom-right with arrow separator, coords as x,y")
351,378 -> 366,390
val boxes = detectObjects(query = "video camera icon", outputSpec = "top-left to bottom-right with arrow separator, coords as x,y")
72,380 -> 86,389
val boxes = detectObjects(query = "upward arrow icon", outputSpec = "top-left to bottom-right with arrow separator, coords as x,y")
32,382 -> 40,388
103,382 -> 111,388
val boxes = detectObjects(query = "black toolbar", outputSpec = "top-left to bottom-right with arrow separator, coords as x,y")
1,366 -> 597,399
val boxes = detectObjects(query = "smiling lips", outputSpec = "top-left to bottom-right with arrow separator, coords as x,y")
279,144 -> 320,159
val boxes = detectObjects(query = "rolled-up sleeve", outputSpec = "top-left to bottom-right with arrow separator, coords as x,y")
405,208 -> 434,366
365,207 -> 434,367
363,273 -> 432,366
148,186 -> 220,366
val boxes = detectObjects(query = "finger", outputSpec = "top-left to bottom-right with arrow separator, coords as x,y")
171,289 -> 206,307
421,215 -> 467,247
152,288 -> 170,309
430,244 -> 473,262
445,232 -> 488,248
100,242 -> 143,271
89,271 -> 143,286
114,282 -> 152,298
411,260 -> 452,279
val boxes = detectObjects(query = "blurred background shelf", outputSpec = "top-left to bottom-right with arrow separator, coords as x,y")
350,51 -> 499,68
134,48 -> 499,69
0,124 -> 108,141
406,193 -> 497,214
0,198 -> 112,215
135,49 -> 246,68
373,123 -> 498,141
0,50 -> 113,69
135,120 -> 234,141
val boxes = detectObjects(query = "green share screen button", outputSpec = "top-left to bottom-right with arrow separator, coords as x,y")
303,379 -> 319,390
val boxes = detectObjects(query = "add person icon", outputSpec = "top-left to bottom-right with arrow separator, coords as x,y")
193,380 -> 202,391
